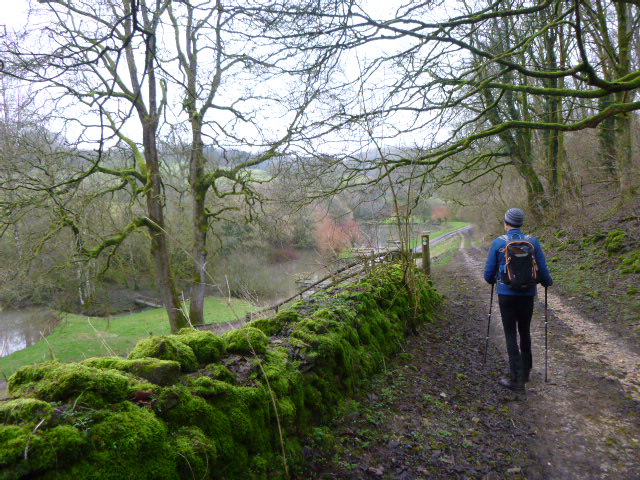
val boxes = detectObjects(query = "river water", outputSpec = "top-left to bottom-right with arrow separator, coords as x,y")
0,308 -> 60,358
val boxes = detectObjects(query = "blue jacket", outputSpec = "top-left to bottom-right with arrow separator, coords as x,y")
483,229 -> 553,296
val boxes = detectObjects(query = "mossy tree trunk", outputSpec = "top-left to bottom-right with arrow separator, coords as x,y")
478,54 -> 547,218
542,18 -> 563,202
190,133 -> 209,326
598,94 -> 617,175
614,2 -> 638,202
133,10 -> 188,333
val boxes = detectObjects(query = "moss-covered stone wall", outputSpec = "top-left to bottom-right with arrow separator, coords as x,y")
0,265 -> 440,479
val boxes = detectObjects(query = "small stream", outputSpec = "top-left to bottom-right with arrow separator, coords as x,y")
0,308 -> 60,358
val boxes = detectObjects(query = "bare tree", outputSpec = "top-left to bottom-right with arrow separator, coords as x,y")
304,0 -> 640,212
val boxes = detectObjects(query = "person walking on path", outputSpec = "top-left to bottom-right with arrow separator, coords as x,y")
483,208 -> 553,396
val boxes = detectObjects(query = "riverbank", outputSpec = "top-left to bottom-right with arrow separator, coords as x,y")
0,296 -> 257,378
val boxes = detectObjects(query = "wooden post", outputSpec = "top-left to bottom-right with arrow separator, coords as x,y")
421,234 -> 430,276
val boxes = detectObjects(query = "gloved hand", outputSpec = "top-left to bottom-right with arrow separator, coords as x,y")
542,280 -> 553,288
486,277 -> 496,285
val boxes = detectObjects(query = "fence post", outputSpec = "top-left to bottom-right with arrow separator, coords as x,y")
421,233 -> 430,276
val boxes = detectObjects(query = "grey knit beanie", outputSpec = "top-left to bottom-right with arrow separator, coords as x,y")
504,208 -> 525,227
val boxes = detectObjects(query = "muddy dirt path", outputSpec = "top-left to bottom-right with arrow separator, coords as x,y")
304,242 -> 640,479
460,245 -> 640,480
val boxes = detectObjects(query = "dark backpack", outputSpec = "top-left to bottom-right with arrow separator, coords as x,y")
500,234 -> 539,291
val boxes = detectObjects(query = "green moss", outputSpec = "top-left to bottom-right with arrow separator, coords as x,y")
604,229 -> 628,254
89,404 -> 167,453
247,309 -> 303,336
258,349 -> 305,426
0,424 -> 84,479
82,356 -> 181,386
581,230 -> 607,247
129,336 -> 198,372
222,327 -> 269,355
153,383 -> 269,474
174,329 -> 226,364
8,362 -> 137,407
203,363 -> 237,384
64,404 -> 178,480
173,427 -> 217,479
621,250 -> 640,274
154,385 -> 234,454
0,398 -> 54,425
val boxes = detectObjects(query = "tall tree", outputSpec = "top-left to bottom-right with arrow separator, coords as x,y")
310,0 -> 640,209
2,0 -> 335,329
4,0 -> 190,331
165,0 -> 333,324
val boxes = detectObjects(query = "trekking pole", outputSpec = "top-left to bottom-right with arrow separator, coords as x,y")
544,286 -> 549,382
482,283 -> 495,367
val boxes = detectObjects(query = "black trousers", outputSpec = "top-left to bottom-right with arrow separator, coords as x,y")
498,294 -> 535,380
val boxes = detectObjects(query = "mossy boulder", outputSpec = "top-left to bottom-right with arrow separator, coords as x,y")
82,357 -> 181,386
247,309 -> 302,336
175,329 -> 226,364
0,424 -> 85,479
203,363 -> 237,384
222,327 -> 269,355
173,427 -> 217,479
0,398 -> 54,425
129,336 -> 198,373
63,403 -> 178,480
8,362 -> 137,407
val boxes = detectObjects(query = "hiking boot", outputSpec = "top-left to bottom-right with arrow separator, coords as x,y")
498,377 -> 525,394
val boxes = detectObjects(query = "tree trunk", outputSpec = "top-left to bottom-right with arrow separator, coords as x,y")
514,153 -> 547,219
144,126 -> 189,332
598,95 -> 617,175
615,110 -> 636,202
614,2 -> 638,202
189,121 -> 208,326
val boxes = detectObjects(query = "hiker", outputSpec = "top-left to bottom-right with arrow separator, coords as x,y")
483,208 -> 553,395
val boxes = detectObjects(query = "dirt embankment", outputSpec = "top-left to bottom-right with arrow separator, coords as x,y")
303,241 -> 640,479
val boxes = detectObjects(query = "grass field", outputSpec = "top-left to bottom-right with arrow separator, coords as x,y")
431,236 -> 463,266
408,221 -> 470,249
0,297 -> 256,377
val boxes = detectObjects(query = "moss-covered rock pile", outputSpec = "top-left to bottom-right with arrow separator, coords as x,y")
0,265 -> 440,479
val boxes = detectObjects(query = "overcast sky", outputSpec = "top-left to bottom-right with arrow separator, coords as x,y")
3,1 -> 29,31
1,0 -> 451,156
